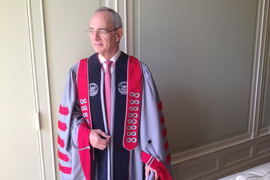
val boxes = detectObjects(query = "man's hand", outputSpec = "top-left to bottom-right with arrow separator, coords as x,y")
145,165 -> 159,180
89,129 -> 110,150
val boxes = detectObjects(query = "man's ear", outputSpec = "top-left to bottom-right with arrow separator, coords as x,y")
116,28 -> 123,43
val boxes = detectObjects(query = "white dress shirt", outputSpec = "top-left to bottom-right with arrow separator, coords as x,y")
98,50 -> 121,73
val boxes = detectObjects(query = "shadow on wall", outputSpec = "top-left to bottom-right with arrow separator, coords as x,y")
159,79 -> 249,154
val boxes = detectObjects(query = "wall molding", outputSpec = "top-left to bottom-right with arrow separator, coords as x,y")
26,1 -> 46,180
28,0 -> 56,179
259,0 -> 270,134
250,0 -> 270,138
173,134 -> 270,180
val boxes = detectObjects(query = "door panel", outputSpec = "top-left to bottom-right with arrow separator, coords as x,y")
0,1 -> 41,179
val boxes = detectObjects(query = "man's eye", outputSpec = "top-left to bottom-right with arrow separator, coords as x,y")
99,30 -> 106,34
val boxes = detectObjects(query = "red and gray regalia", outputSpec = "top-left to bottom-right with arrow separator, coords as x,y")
58,52 -> 173,180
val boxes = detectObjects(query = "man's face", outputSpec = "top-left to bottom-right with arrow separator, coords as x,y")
89,11 -> 122,59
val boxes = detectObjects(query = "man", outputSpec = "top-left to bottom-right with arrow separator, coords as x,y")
58,7 -> 173,180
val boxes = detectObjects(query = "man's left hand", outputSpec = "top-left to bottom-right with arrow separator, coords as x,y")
145,165 -> 160,180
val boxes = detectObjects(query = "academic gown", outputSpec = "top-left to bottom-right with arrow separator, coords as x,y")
58,52 -> 173,180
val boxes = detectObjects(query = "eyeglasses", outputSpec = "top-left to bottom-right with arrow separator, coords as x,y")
85,28 -> 118,35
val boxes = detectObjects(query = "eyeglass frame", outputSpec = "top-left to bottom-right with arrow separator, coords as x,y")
85,28 -> 119,35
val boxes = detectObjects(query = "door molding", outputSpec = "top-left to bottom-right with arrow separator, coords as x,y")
27,0 -> 56,179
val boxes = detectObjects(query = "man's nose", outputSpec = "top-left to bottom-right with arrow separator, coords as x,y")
92,32 -> 100,40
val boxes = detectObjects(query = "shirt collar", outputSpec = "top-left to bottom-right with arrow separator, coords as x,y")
98,50 -> 121,65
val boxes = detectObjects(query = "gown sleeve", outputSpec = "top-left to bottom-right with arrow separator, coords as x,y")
139,63 -> 173,180
58,64 -> 91,180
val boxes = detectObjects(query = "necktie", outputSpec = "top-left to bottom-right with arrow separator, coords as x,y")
104,60 -> 113,133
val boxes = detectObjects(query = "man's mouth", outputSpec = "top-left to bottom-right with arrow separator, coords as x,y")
94,43 -> 103,46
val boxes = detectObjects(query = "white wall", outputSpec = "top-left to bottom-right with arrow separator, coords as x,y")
0,0 -> 42,179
